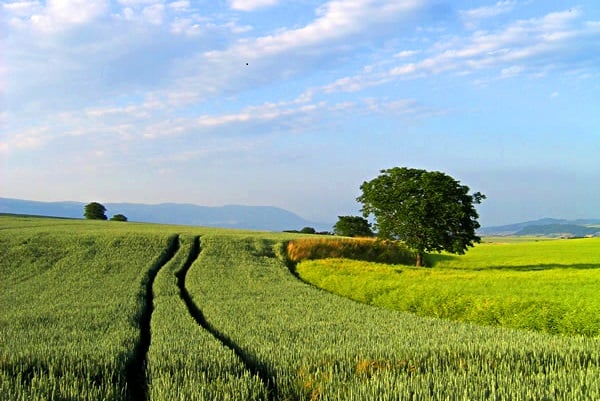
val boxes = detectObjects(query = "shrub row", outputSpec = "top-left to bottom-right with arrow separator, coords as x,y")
286,237 -> 415,265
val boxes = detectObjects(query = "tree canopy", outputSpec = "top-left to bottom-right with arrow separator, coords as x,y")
84,202 -> 107,220
333,216 -> 374,237
357,167 -> 485,266
110,214 -> 128,222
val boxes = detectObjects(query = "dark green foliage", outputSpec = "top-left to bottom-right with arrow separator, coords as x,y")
357,167 -> 485,266
84,202 -> 107,220
283,229 -> 331,235
110,214 -> 128,222
333,215 -> 373,237
299,226 -> 316,234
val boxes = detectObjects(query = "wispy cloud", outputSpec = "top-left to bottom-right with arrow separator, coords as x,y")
169,0 -> 426,98
138,97 -> 328,139
229,0 -> 279,11
2,1 -> 43,16
318,7 -> 599,93
460,1 -> 516,29
5,126 -> 51,150
220,0 -> 425,56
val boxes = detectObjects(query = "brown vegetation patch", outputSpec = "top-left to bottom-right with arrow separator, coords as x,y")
286,237 -> 415,265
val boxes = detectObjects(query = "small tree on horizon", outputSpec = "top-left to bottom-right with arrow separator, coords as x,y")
357,167 -> 485,267
84,202 -> 108,220
333,216 -> 374,237
110,214 -> 128,222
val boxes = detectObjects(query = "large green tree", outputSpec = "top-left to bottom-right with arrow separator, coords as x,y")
84,202 -> 107,220
357,167 -> 485,266
333,216 -> 373,237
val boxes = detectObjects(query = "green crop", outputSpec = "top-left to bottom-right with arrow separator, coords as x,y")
2,216 -> 599,400
296,238 -> 600,336
147,234 -> 267,400
187,234 -> 600,400
0,217 -> 177,400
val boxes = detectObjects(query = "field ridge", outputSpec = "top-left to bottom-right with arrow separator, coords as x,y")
126,234 -> 179,401
178,237 -> 277,399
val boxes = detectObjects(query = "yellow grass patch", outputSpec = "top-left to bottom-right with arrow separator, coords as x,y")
286,237 -> 415,265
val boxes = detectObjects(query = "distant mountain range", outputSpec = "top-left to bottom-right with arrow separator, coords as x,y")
0,197 -> 331,232
3,197 -> 599,237
479,218 -> 600,237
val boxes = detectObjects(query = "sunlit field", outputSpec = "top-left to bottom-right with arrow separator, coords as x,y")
296,237 -> 600,336
2,215 -> 599,400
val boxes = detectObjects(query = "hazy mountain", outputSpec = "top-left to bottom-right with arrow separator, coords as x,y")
0,197 -> 331,232
479,218 -> 600,236
514,224 -> 600,237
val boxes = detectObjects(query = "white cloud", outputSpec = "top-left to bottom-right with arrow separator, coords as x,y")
111,93 -> 325,140
206,0 -> 424,60
194,99 -> 323,129
321,73 -> 393,93
500,65 -> 523,78
460,1 -> 516,25
170,17 -> 202,35
229,0 -> 279,12
363,97 -> 445,119
168,0 -> 189,11
8,127 -> 51,150
2,1 -> 42,16
176,0 -> 426,99
223,21 -> 253,34
318,7 -> 599,93
395,50 -> 420,58
85,104 -> 150,119
118,0 -> 159,6
29,0 -> 109,32
142,3 -> 165,25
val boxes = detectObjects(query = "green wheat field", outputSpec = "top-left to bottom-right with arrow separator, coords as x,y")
1,215 -> 599,400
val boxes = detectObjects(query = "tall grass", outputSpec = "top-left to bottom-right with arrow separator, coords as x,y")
3,216 -> 600,400
295,238 -> 600,336
147,235 -> 267,400
186,234 -> 600,400
0,217 -> 175,400
286,237 -> 414,265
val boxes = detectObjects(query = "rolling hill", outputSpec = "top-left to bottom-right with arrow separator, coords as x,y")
0,197 -> 330,232
479,218 -> 600,237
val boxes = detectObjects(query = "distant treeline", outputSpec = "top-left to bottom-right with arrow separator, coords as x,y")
283,227 -> 331,235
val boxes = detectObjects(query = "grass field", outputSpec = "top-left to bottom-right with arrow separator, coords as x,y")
1,215 -> 600,400
296,237 -> 600,336
0,217 -> 176,400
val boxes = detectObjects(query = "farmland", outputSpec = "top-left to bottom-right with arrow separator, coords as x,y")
1,215 -> 600,400
295,237 -> 600,337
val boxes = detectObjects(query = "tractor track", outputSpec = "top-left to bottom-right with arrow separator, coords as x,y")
176,236 -> 278,401
125,234 -> 180,401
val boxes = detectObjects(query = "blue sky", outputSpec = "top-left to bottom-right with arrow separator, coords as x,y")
1,0 -> 599,227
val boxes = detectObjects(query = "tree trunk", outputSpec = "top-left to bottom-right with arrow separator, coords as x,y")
416,252 -> 423,267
